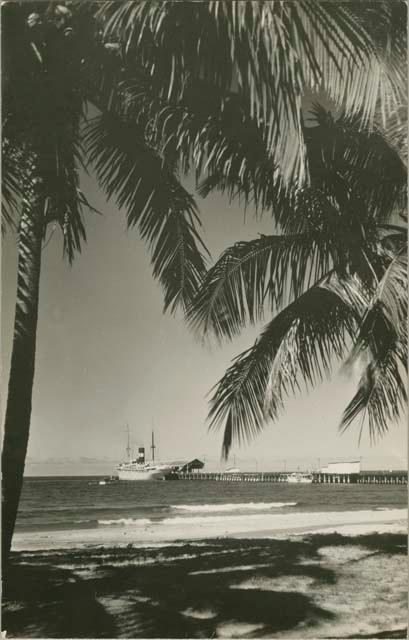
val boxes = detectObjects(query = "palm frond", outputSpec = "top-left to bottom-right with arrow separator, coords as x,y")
320,271 -> 372,320
195,100 -> 407,251
306,105 -> 407,223
346,250 -> 407,366
115,76 -> 280,212
348,1 -> 407,121
341,341 -> 407,443
208,275 -> 357,458
305,2 -> 406,126
2,121 -> 91,256
85,112 -> 209,312
384,106 -> 407,165
189,231 -> 335,341
340,250 -> 408,440
45,148 -> 89,263
99,75 -> 406,234
95,1 -> 402,186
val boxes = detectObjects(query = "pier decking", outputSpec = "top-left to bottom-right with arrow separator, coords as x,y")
176,471 -> 407,484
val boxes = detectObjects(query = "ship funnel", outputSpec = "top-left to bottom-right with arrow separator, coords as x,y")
137,447 -> 145,464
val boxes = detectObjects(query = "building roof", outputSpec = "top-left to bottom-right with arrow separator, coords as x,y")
176,459 -> 204,471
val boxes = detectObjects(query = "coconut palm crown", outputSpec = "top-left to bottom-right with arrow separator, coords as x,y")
188,105 -> 407,457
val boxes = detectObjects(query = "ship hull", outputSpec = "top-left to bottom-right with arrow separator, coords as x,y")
117,467 -> 172,481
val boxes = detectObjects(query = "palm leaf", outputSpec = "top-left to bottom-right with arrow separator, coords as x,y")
368,250 -> 406,344
208,274 -> 357,458
385,105 -> 407,165
340,250 -> 408,440
102,79 -> 406,232
341,341 -> 407,443
95,1 -> 403,186
85,111 -> 209,312
306,105 -> 407,223
42,132 -> 91,263
345,250 -> 407,366
189,231 -> 336,341
113,76 -> 279,212
197,103 -> 407,227
2,114 -> 91,258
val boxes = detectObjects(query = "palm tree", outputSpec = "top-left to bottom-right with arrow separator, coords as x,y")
2,2 -> 209,565
2,0 -> 405,564
188,106 -> 407,456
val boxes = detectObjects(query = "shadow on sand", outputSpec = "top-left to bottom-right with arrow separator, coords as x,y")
3,533 -> 407,638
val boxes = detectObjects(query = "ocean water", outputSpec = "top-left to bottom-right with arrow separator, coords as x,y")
16,476 -> 407,534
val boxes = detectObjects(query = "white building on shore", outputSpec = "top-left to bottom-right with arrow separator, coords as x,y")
320,461 -> 361,475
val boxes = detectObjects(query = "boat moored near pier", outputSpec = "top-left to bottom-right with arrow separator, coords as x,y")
286,472 -> 313,484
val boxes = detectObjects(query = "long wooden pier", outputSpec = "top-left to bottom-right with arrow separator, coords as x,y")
176,471 -> 407,485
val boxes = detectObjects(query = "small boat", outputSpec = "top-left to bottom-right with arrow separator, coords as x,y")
99,476 -> 118,485
286,472 -> 313,484
88,476 -> 118,486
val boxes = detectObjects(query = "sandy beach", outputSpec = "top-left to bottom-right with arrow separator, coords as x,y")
4,507 -> 407,639
3,531 -> 407,639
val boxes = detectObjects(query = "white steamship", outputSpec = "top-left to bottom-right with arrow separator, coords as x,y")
117,428 -> 174,481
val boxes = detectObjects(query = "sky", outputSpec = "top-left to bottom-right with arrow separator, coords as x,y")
2,172 -> 407,476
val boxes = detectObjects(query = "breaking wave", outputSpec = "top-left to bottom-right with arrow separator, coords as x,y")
98,511 -> 300,528
171,502 -> 297,512
98,518 -> 151,527
97,503 -> 298,527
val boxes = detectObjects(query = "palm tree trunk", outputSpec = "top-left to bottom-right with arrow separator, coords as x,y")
2,167 -> 45,568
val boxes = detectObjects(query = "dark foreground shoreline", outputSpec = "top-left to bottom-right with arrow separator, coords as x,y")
3,532 -> 407,639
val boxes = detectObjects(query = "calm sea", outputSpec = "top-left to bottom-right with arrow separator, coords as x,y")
16,476 -> 407,533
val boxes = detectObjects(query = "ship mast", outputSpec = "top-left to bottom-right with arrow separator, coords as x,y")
151,430 -> 156,462
126,425 -> 131,461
